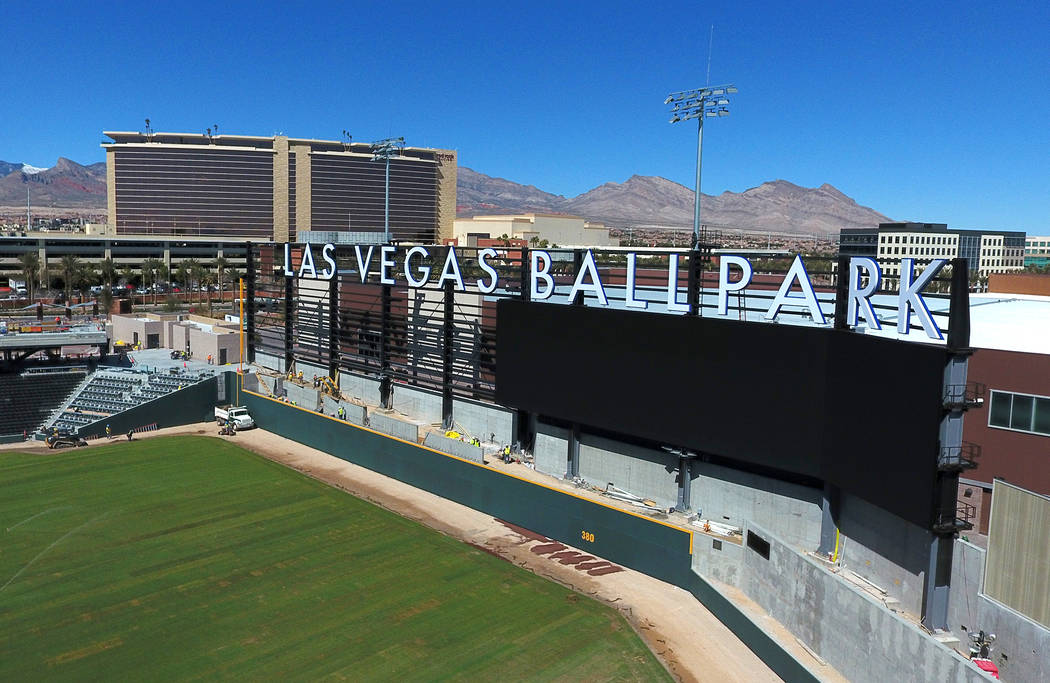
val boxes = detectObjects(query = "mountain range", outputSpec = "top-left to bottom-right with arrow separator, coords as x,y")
458,167 -> 891,235
0,156 -> 891,234
0,158 -> 107,209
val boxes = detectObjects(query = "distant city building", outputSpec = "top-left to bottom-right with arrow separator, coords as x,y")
838,222 -> 1025,288
452,213 -> 618,248
1024,235 -> 1050,267
0,232 -> 248,285
102,132 -> 456,242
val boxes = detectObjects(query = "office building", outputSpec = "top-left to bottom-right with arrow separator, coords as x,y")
839,222 -> 1025,288
103,131 -> 456,242
1025,235 -> 1050,267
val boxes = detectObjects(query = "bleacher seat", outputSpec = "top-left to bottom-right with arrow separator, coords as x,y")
0,370 -> 87,436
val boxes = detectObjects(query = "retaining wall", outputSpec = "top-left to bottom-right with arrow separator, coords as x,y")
423,433 -> 485,464
740,523 -> 990,683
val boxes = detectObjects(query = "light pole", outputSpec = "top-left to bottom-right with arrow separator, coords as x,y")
370,137 -> 405,243
665,84 -> 737,248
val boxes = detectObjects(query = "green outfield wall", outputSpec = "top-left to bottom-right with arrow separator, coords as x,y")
235,375 -> 818,683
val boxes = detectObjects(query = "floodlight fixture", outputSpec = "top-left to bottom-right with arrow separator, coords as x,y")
664,83 -> 737,249
370,136 -> 407,242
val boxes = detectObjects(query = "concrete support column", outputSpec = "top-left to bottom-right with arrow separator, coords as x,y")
327,272 -> 339,381
283,275 -> 294,372
818,483 -> 840,557
379,284 -> 392,409
675,455 -> 693,512
564,424 -> 580,480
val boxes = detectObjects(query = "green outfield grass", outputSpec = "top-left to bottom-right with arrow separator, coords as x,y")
0,436 -> 670,681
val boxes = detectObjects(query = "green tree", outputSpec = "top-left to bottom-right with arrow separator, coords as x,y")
121,264 -> 136,288
18,252 -> 39,301
188,259 -> 205,305
59,255 -> 80,303
214,256 -> 229,304
99,257 -> 118,287
175,262 -> 190,301
156,262 -> 171,304
142,258 -> 162,305
77,264 -> 98,303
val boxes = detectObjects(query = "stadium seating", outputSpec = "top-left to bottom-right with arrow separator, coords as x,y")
48,368 -> 215,434
0,369 -> 88,437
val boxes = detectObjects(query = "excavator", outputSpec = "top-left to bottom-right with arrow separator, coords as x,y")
318,375 -> 339,397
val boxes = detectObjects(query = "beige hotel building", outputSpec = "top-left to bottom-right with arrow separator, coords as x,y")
103,131 -> 456,243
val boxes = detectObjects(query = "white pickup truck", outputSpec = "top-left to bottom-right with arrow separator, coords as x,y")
214,405 -> 255,430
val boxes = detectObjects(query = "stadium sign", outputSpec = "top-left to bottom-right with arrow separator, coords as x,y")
283,243 -> 946,339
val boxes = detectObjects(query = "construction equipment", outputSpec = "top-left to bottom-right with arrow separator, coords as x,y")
46,433 -> 88,449
319,375 -> 339,397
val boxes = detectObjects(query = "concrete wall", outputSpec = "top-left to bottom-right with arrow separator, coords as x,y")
338,371 -> 381,405
742,523 -> 991,683
534,422 -> 569,478
972,595 -> 1050,683
690,461 -> 822,551
284,382 -> 320,410
392,384 -> 443,425
422,433 -> 485,464
947,539 -> 1050,683
948,540 -> 985,646
838,491 -> 931,618
691,532 -> 745,587
296,360 -> 328,381
452,397 -> 514,445
256,351 -> 286,373
577,433 -> 679,509
367,411 -> 419,443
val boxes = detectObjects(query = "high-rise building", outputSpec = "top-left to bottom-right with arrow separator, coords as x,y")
839,222 -> 1025,287
103,132 -> 456,242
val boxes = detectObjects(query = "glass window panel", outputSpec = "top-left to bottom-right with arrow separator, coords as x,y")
989,391 -> 1012,427
1034,398 -> 1050,435
1010,395 -> 1034,431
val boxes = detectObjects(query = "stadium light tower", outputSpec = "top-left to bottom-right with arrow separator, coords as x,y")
370,137 -> 405,242
665,84 -> 737,248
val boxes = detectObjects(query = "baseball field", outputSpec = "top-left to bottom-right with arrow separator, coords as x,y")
0,436 -> 671,680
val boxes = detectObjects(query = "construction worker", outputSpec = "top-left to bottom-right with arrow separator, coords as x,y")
106,424 -> 112,439
337,406 -> 345,420
126,429 -> 133,441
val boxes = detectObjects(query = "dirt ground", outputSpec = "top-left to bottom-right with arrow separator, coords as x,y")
7,425 -> 847,682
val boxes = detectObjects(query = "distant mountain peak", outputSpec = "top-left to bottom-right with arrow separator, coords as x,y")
456,167 -> 890,235
21,163 -> 48,175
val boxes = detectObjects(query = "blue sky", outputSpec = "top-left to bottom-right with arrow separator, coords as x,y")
1,1 -> 1047,231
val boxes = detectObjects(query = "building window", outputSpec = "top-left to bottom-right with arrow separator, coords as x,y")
989,390 -> 1050,436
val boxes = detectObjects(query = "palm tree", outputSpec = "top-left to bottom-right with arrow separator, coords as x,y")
59,255 -> 80,304
175,262 -> 190,300
99,257 -> 118,288
141,258 -> 160,305
76,264 -> 97,304
18,252 -> 39,301
189,260 -> 205,305
156,262 -> 170,304
120,264 -> 135,288
202,272 -> 214,315
214,256 -> 229,304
